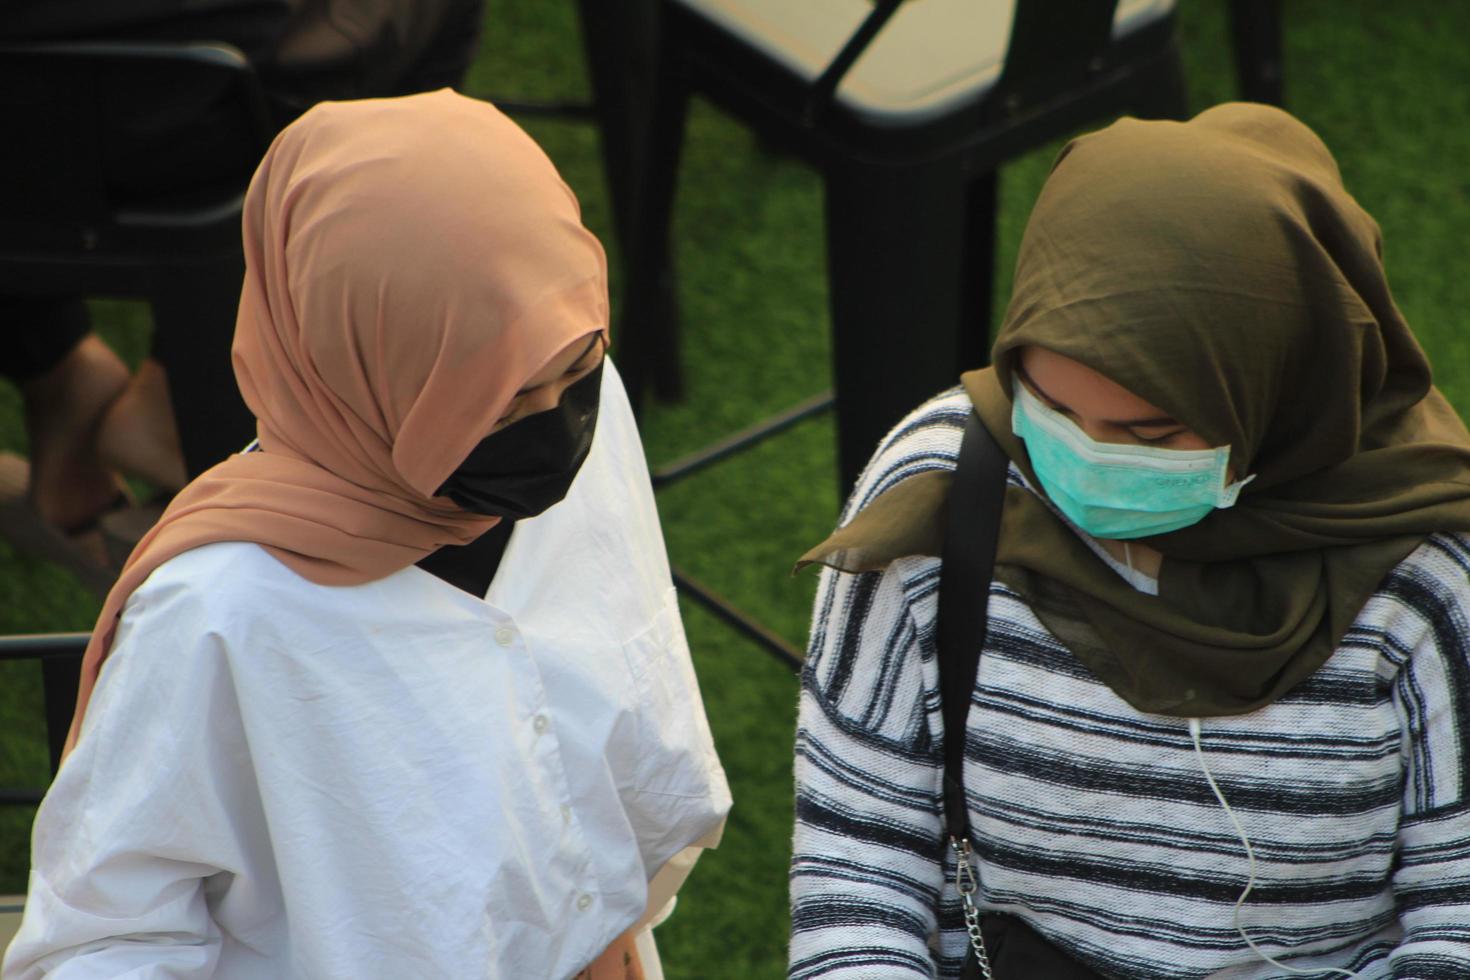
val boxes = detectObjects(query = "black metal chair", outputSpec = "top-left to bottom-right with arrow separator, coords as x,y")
0,40 -> 275,478
487,0 -> 661,265
1228,0 -> 1284,105
0,632 -> 86,808
609,0 -> 1193,670
622,0 -> 1191,495
580,0 -> 1282,671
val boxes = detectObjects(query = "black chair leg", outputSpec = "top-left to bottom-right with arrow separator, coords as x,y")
824,159 -> 972,494
621,44 -> 691,412
961,171 -> 999,371
1132,37 -> 1191,121
151,257 -> 256,478
41,654 -> 80,773
1228,0 -> 1285,106
578,0 -> 659,258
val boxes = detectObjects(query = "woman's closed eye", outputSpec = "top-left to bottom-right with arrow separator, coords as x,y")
1020,369 -> 1190,446
1026,384 -> 1181,444
492,340 -> 605,430
1128,425 -> 1189,445
492,405 -> 526,431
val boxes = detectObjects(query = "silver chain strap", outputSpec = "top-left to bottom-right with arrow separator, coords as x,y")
950,835 -> 995,980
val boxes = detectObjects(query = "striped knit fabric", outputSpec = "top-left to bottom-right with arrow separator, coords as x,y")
790,388 -> 1470,979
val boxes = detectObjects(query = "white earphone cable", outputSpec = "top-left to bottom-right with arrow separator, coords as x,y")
1187,718 -> 1362,979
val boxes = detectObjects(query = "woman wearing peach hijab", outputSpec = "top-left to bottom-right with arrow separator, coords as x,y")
3,91 -> 729,980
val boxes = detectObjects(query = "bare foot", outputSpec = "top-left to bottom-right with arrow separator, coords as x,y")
22,334 -> 131,530
97,357 -> 188,494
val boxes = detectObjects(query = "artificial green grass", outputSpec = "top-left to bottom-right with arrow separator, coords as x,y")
2,1 -> 1468,976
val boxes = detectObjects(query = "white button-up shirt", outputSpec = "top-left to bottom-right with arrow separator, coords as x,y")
4,361 -> 731,980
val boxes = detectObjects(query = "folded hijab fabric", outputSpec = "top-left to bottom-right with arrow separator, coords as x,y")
66,89 -> 609,754
804,102 -> 1470,718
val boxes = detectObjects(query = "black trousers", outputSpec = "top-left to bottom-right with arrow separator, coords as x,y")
0,298 -> 89,384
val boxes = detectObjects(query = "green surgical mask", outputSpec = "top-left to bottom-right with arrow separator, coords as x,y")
1011,382 -> 1253,540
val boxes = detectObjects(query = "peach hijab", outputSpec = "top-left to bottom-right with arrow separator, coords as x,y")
65,90 -> 609,754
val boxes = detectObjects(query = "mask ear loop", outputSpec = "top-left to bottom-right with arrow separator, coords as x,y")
1187,718 -> 1364,979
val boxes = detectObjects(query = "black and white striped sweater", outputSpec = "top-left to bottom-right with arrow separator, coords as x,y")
790,388 -> 1470,979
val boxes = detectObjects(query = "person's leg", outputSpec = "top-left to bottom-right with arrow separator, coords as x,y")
96,357 -> 187,493
3,296 -> 188,517
1,297 -> 90,385
2,298 -> 129,530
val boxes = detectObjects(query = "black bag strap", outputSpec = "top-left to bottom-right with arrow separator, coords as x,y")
937,411 -> 1009,836
937,414 -> 1109,980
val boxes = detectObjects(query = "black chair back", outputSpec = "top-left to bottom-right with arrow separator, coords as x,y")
0,40 -> 273,474
0,41 -> 273,292
996,0 -> 1122,114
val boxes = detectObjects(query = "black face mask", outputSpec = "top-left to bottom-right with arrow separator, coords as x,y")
436,362 -> 603,520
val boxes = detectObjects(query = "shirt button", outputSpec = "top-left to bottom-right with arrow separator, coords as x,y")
560,805 -> 572,824
576,894 -> 593,912
533,714 -> 549,734
494,626 -> 515,647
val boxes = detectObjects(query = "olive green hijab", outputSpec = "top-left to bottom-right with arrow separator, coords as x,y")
805,103 -> 1470,717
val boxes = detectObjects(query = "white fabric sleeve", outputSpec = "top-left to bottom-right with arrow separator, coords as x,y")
2,584 -> 263,980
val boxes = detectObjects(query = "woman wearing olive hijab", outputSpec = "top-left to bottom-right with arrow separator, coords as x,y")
790,103 -> 1470,979
3,91 -> 729,980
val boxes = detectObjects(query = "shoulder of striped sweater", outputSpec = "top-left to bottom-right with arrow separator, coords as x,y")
1373,533 -> 1470,669
1392,531 -> 1470,595
844,388 -> 972,513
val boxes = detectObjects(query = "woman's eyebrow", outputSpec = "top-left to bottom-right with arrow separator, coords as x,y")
1016,363 -> 1181,428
